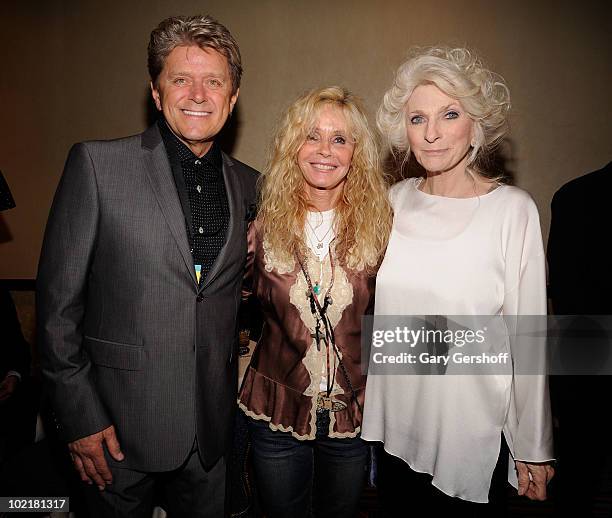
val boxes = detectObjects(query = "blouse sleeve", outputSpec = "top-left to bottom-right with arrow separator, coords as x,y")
501,194 -> 554,465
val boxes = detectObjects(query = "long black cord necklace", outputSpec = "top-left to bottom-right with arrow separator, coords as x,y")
296,251 -> 363,416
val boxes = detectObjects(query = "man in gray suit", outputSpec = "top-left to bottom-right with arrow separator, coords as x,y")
37,15 -> 257,517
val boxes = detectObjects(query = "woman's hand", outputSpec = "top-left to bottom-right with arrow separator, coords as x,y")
515,461 -> 555,500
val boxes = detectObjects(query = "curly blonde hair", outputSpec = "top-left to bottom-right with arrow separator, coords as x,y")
259,86 -> 392,272
377,46 -> 511,178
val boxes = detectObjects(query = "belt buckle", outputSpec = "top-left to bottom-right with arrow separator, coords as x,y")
317,393 -> 348,412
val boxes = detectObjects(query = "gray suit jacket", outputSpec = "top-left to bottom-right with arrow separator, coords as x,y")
37,124 -> 258,471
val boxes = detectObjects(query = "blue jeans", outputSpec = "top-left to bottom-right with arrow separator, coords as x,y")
247,411 -> 368,518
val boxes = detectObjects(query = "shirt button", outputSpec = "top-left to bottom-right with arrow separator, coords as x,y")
195,159 -> 201,165
196,185 -> 202,193
198,227 -> 204,234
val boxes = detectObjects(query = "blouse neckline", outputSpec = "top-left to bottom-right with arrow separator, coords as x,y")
413,177 -> 504,200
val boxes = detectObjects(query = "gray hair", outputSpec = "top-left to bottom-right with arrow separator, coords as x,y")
148,15 -> 242,94
377,46 -> 510,175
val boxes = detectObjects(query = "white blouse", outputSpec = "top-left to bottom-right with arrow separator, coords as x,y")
362,177 -> 553,502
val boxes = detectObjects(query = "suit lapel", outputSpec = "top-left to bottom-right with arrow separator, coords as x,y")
200,152 -> 241,292
141,125 -> 198,287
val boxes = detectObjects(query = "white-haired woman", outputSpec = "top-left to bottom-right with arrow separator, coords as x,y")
361,47 -> 554,514
239,86 -> 392,518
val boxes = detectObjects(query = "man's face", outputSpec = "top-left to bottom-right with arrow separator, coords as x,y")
151,45 -> 238,157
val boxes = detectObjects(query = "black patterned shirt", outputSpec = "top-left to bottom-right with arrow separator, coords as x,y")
158,119 -> 229,284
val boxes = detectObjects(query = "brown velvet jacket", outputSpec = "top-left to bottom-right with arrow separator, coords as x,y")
238,221 -> 376,439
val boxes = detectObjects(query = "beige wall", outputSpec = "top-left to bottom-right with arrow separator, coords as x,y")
1,0 -> 610,278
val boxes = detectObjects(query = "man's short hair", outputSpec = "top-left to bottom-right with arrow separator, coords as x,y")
148,15 -> 242,94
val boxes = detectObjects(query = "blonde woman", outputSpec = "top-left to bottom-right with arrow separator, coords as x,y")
238,86 -> 392,518
362,47 -> 555,515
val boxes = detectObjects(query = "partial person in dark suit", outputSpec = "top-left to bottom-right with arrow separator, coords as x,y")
0,289 -> 33,464
0,172 -> 35,465
37,15 -> 258,518
547,161 -> 612,517
0,169 -> 16,212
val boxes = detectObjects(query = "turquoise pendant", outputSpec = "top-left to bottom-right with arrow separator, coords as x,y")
313,283 -> 321,295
